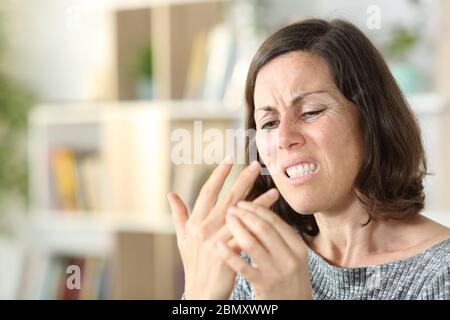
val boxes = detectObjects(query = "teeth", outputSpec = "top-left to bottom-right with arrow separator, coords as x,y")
286,163 -> 319,178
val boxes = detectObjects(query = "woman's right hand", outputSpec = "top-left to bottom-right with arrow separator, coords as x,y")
167,157 -> 279,299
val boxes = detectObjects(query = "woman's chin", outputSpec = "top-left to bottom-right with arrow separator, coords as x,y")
286,200 -> 319,215
277,188 -> 319,212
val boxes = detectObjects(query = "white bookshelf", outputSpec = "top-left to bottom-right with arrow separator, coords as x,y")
27,100 -> 242,251
24,99 -> 242,299
27,211 -> 175,256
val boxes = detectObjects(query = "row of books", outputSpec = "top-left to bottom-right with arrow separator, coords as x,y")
42,255 -> 110,300
48,115 -> 242,215
48,146 -> 217,214
18,231 -> 184,299
184,23 -> 244,102
18,254 -> 110,300
49,148 -> 108,212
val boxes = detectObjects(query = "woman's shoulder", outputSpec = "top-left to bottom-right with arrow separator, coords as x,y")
398,215 -> 450,263
420,236 -> 450,261
416,236 -> 450,299
414,218 -> 450,257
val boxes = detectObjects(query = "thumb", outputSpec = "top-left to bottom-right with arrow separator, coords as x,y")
167,192 -> 188,240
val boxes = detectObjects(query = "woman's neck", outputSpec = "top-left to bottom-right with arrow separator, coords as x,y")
305,196 -> 426,267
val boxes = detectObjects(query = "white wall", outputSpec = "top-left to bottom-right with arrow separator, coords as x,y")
2,0 -> 117,102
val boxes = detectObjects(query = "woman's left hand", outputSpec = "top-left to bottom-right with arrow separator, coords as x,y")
216,190 -> 313,300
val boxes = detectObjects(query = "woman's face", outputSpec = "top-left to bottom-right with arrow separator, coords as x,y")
254,51 -> 363,214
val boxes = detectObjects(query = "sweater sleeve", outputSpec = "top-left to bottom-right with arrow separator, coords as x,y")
229,252 -> 254,300
418,265 -> 450,300
229,273 -> 253,300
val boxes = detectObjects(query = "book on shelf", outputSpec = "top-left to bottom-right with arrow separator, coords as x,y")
202,23 -> 236,101
184,23 -> 237,101
184,31 -> 209,99
19,254 -> 110,300
50,148 -> 79,211
49,147 -> 108,213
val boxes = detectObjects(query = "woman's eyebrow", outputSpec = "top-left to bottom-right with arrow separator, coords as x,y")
255,90 -> 328,113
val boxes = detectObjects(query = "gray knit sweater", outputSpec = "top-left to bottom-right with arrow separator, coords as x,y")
230,238 -> 450,300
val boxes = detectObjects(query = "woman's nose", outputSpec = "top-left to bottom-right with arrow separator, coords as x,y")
278,118 -> 305,150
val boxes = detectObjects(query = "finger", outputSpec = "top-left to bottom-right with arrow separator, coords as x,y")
236,201 -> 307,257
210,188 -> 279,252
192,155 -> 234,220
167,192 -> 188,241
252,188 -> 279,207
225,212 -> 273,273
214,188 -> 279,242
211,161 -> 261,221
216,241 -> 259,282
228,206 -> 294,261
213,224 -> 233,244
212,225 -> 241,252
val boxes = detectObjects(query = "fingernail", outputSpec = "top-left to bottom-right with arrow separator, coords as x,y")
268,188 -> 279,198
222,154 -> 233,164
250,160 -> 260,171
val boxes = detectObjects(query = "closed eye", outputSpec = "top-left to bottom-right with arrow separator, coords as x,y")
261,120 -> 279,130
301,109 -> 324,120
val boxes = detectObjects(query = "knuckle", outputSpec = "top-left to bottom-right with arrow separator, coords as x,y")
193,223 -> 209,241
221,190 -> 236,204
199,183 -> 213,197
242,238 -> 258,252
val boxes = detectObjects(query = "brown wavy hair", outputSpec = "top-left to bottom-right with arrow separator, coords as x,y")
244,18 -> 428,236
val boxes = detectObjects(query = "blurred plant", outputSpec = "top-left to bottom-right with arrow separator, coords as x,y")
131,42 -> 153,81
384,24 -> 421,60
383,0 -> 423,61
0,19 -> 35,215
130,42 -> 154,99
382,0 -> 426,94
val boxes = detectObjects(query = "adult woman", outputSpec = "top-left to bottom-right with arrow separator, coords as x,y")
168,19 -> 450,300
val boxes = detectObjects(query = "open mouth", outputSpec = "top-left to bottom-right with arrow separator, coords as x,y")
285,163 -> 320,179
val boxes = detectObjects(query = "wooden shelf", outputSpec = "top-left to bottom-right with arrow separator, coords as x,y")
30,210 -> 175,232
30,100 -> 243,125
26,211 -> 175,255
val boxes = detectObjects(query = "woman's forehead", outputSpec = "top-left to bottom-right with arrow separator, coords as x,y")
254,52 -> 338,106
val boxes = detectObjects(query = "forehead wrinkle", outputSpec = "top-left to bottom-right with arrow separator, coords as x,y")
255,90 -> 329,114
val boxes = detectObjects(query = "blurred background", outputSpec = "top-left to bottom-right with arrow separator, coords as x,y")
0,0 -> 449,299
